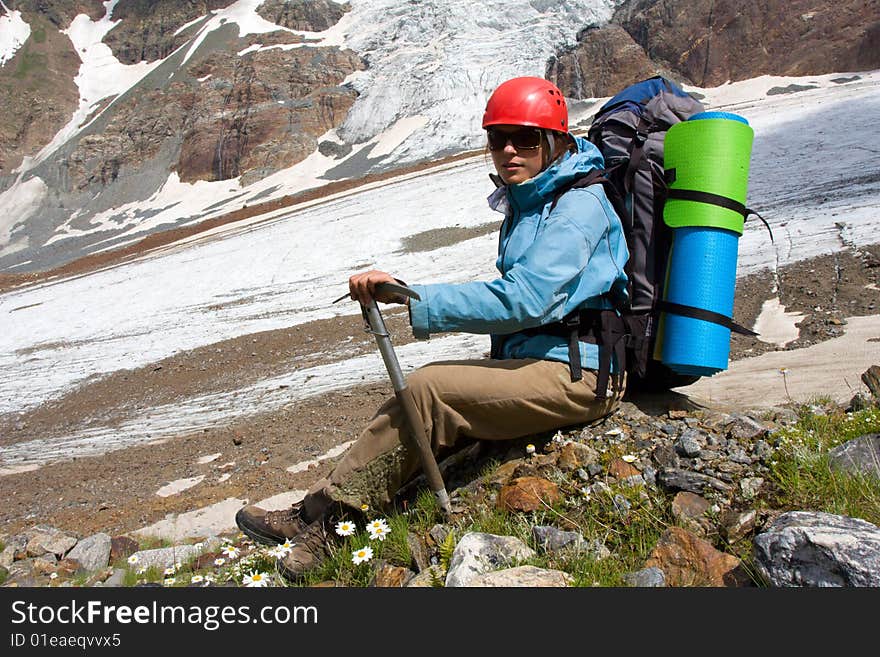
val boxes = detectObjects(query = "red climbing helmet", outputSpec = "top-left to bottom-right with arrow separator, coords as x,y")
482,76 -> 568,132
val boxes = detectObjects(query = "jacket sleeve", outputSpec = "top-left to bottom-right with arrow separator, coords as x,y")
408,187 -> 621,339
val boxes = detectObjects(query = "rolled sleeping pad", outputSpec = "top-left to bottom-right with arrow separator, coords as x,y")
658,111 -> 754,376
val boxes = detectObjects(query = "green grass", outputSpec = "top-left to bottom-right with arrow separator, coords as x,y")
767,404 -> 880,526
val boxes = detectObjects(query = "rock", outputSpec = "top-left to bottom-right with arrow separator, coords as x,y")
608,457 -> 641,479
671,491 -> 711,534
466,565 -> 573,587
25,527 -> 78,558
371,562 -> 415,588
66,533 -> 112,573
754,511 -> 880,587
126,539 -> 220,573
739,477 -> 765,501
623,566 -> 666,587
405,565 -> 445,588
496,477 -> 561,512
445,532 -> 535,587
406,532 -> 431,573
103,568 -> 128,587
721,510 -> 758,543
645,526 -> 750,587
556,441 -> 600,471
827,434 -> 880,479
0,535 -> 28,567
532,525 -> 583,553
658,468 -> 733,494
548,23 -> 657,100
110,536 -> 140,563
726,415 -> 770,441
861,365 -> 880,398
674,430 -> 703,457
610,0 -> 880,87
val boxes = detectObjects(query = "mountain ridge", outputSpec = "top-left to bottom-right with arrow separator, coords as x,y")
2,0 -> 878,275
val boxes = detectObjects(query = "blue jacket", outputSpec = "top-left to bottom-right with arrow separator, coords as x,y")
409,136 -> 629,372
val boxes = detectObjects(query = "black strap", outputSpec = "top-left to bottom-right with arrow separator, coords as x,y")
665,187 -> 774,243
657,300 -> 757,336
560,310 -> 628,401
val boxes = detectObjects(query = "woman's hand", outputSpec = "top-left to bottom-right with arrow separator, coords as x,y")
348,270 -> 409,305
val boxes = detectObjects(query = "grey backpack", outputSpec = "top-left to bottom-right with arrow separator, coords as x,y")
586,76 -> 707,391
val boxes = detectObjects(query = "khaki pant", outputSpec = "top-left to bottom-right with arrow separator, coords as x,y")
302,358 -> 624,519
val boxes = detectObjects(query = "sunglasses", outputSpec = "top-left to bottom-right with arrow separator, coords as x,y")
486,127 -> 543,152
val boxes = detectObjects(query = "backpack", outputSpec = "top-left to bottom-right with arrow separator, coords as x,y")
549,77 -> 709,393
587,76 -> 708,392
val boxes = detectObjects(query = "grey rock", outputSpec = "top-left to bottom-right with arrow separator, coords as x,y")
102,568 -> 128,587
532,525 -> 583,553
612,494 -> 631,518
753,440 -> 774,460
26,529 -> 78,558
721,510 -> 757,542
466,565 -> 573,587
674,430 -> 702,457
405,565 -> 444,587
828,433 -> 880,479
623,566 -> 666,587
657,467 -> 733,494
127,538 -> 219,573
66,533 -> 112,573
740,477 -> 764,500
754,511 -> 880,586
727,415 -> 769,440
0,535 -> 28,567
445,532 -> 535,587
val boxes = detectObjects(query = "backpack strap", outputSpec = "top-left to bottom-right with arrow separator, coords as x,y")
656,300 -> 758,336
664,170 -> 775,242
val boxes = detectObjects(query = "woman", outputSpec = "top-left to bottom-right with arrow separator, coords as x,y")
236,76 -> 630,582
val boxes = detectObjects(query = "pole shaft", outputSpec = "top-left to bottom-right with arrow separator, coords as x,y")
363,299 -> 451,515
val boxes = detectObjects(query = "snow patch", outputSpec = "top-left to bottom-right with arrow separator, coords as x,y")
0,176 -> 47,255
156,475 -> 206,497
368,116 -> 430,159
286,440 -> 356,474
0,1 -> 30,68
753,297 -> 805,347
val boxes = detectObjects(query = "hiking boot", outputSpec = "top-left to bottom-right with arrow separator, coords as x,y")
276,519 -> 333,583
235,502 -> 309,546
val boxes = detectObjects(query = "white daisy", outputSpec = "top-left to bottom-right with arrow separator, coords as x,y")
127,555 -> 139,565
335,520 -> 356,536
190,574 -> 204,584
242,571 -> 270,587
222,545 -> 240,559
365,518 -> 389,534
367,524 -> 389,541
214,558 -> 226,567
352,546 -> 373,565
268,545 -> 289,558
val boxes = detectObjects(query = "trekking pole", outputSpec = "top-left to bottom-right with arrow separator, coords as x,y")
334,282 -> 452,517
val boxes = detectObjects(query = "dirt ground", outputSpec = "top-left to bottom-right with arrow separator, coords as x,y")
1,213 -> 878,540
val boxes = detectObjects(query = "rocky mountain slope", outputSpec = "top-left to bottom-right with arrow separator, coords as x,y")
1,0 -> 878,276
550,0 -> 880,95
